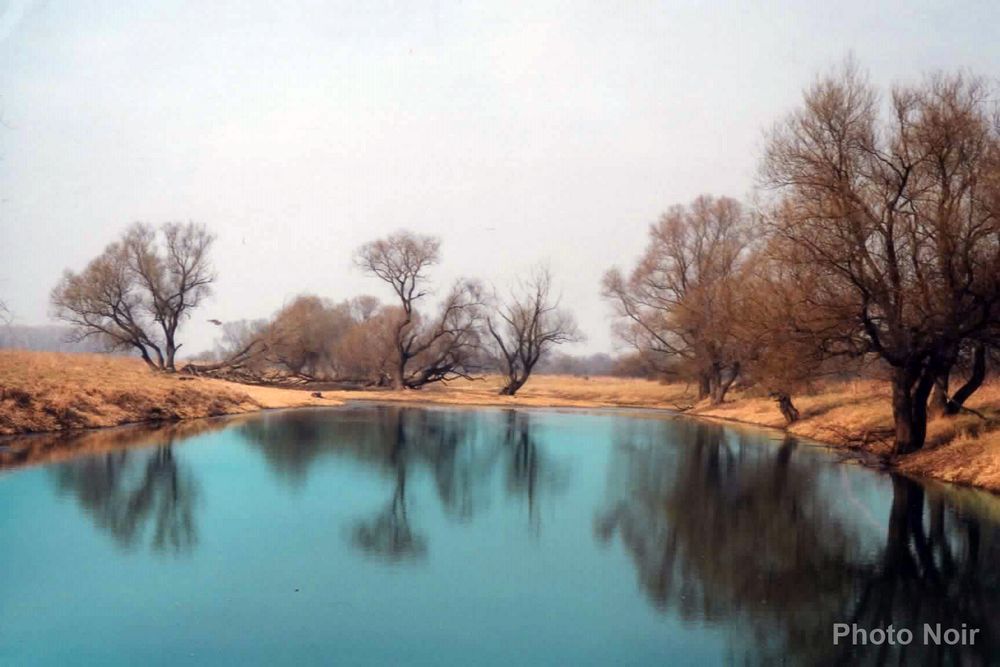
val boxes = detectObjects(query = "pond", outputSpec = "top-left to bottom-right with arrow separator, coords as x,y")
1,405 -> 998,665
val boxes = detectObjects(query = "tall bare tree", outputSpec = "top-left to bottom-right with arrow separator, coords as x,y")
603,195 -> 750,404
51,222 -> 216,371
124,222 -> 216,370
51,240 -> 165,368
487,267 -> 581,395
761,63 -> 1000,454
355,230 -> 482,388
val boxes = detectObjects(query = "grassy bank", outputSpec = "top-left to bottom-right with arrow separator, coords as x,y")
0,350 -> 332,436
2,350 -> 998,491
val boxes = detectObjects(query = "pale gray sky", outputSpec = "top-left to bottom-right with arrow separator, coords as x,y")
1,0 -> 998,354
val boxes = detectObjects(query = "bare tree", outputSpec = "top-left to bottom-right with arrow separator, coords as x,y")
124,222 -> 216,370
51,240 -> 166,368
761,63 -> 1000,454
735,240 -> 858,423
486,267 -> 581,395
51,222 -> 216,371
603,195 -> 750,404
397,280 -> 484,388
355,231 -> 482,388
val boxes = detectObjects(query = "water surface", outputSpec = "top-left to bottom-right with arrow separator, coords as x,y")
1,405 -> 998,665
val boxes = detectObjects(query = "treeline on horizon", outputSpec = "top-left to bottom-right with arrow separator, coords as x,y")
33,59 -> 1000,457
0,325 -> 634,378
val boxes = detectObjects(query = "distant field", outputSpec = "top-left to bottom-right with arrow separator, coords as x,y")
1,350 -> 998,491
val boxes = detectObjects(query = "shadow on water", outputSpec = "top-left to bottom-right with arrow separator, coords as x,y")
596,419 -> 1000,665
238,406 -> 566,561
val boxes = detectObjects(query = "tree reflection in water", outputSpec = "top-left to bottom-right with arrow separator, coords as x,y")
350,410 -> 428,562
597,420 -> 1000,664
240,406 -> 564,560
500,409 -> 567,533
51,443 -> 198,554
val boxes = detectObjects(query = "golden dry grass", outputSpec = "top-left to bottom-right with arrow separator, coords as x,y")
0,350 -> 332,436
696,380 -> 902,451
2,350 -> 999,491
690,378 -> 1000,490
314,374 -> 696,410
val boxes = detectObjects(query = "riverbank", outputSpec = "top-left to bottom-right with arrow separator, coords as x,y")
2,350 -> 998,490
0,350 -> 333,436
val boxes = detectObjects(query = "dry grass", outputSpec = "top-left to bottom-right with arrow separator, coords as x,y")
897,429 -> 1000,491
693,378 -> 1000,489
0,350 -> 332,436
2,350 -> 999,491
312,374 -> 696,410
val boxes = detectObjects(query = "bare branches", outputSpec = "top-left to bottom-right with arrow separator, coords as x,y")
355,231 -> 482,388
50,222 -> 216,371
487,266 -> 582,395
760,62 -> 1000,453
355,231 -> 440,317
125,222 -> 216,369
603,195 -> 751,404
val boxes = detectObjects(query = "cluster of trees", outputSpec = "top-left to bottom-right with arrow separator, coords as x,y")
54,228 -> 580,395
199,232 -> 582,394
50,61 -> 998,454
605,63 -> 1000,455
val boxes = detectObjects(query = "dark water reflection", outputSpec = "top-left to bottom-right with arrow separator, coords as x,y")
597,419 -> 1000,664
239,407 -> 566,560
1,406 -> 997,665
51,444 -> 199,554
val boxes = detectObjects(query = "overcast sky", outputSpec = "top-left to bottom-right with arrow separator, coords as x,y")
1,0 -> 998,355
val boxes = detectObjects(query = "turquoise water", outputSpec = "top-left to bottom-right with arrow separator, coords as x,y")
1,405 -> 998,665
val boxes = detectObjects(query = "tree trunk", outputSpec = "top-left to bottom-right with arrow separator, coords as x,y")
706,364 -> 722,405
393,356 -> 407,390
715,362 -> 739,405
499,377 -> 525,396
150,344 -> 165,370
708,363 -> 738,406
697,372 -> 711,400
944,342 -> 986,415
774,392 -> 800,424
499,361 -> 528,394
929,372 -> 949,417
137,346 -> 159,370
890,364 -> 936,456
